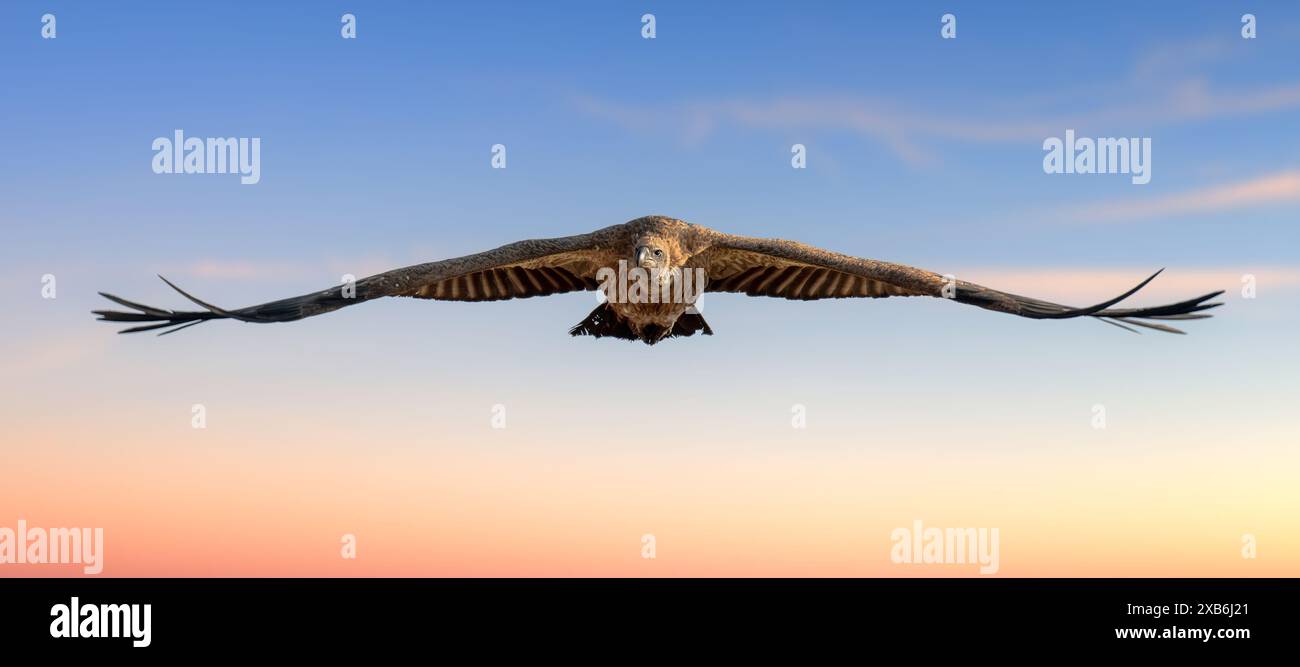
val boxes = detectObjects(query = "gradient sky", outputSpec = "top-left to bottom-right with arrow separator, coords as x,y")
1,1 -> 1298,576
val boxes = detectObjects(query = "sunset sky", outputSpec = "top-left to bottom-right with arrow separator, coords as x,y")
1,1 -> 1297,576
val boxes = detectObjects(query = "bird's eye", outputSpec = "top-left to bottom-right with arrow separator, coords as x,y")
654,249 -> 664,258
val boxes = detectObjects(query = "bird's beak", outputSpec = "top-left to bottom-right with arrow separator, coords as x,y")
634,246 -> 652,268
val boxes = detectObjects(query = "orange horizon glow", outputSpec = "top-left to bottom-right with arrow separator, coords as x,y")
4,426 -> 1294,577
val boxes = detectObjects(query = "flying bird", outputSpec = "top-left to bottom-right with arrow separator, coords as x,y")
94,216 -> 1223,344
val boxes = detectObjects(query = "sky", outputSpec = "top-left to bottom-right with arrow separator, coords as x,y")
1,1 -> 1297,576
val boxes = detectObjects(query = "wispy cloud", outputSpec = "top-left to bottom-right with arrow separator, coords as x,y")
573,33 -> 1300,167
945,266 -> 1300,301
1,331 -> 112,378
574,78 -> 1300,166
184,259 -> 305,281
174,255 -> 404,282
1071,170 -> 1300,222
1131,36 -> 1236,82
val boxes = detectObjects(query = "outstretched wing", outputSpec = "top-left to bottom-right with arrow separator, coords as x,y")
697,233 -> 1223,334
95,228 -> 622,335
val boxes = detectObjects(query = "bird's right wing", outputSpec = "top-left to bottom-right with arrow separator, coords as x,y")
94,226 -> 624,335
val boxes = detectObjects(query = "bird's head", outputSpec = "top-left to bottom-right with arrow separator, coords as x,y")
633,239 -> 670,271
631,233 -> 685,286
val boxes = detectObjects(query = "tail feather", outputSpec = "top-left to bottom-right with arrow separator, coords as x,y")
569,303 -> 639,341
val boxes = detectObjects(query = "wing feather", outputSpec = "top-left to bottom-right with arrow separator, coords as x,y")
696,231 -> 1221,334
94,226 -> 622,334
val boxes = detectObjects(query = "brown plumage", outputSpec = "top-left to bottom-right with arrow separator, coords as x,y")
94,215 -> 1224,344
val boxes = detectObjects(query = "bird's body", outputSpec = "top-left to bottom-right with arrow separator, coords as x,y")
570,217 -> 713,343
95,216 -> 1224,342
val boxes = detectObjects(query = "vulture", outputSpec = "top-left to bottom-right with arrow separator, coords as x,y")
94,216 -> 1222,344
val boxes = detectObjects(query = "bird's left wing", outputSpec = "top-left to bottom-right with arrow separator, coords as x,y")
696,232 -> 1223,334
95,227 -> 622,335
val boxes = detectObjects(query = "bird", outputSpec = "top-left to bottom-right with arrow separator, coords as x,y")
93,215 -> 1223,344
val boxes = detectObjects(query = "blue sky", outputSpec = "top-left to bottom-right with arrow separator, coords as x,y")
4,1 -> 1299,268
2,0 -> 1298,431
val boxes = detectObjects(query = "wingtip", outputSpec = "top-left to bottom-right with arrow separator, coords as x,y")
155,275 -> 240,318
1042,270 -> 1163,319
1099,318 -> 1142,334
157,320 -> 204,336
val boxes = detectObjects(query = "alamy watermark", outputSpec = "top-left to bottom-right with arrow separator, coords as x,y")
1043,129 -> 1151,184
890,519 -> 999,575
596,260 -> 706,305
152,130 -> 261,184
50,597 -> 150,647
0,519 -> 104,574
